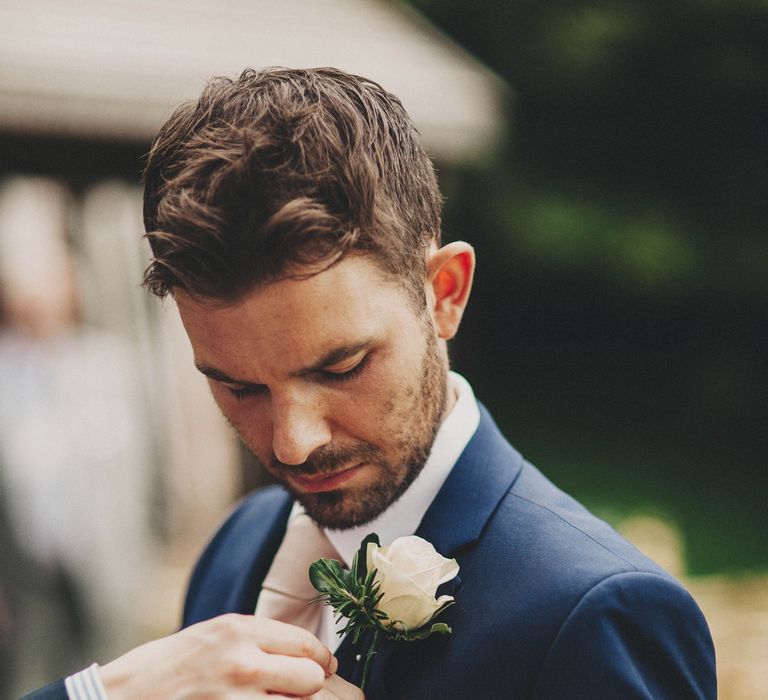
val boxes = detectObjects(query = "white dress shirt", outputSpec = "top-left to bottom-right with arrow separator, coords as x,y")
64,664 -> 108,700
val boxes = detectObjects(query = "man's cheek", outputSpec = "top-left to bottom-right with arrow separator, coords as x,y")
225,414 -> 272,462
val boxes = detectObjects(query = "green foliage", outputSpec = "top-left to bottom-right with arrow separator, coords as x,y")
309,534 -> 388,644
408,0 -> 768,573
410,0 -> 768,282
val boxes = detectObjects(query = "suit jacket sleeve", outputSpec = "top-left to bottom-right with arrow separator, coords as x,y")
532,571 -> 716,699
19,678 -> 69,700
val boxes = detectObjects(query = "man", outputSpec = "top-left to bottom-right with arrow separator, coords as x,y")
26,67 -> 716,699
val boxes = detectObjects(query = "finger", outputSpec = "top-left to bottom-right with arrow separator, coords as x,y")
259,654 -> 325,696
250,619 -> 336,675
323,673 -> 366,699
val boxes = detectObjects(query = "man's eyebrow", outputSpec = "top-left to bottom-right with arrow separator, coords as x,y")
193,341 -> 373,385
194,365 -> 259,387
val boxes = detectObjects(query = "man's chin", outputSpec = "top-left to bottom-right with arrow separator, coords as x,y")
294,488 -> 388,531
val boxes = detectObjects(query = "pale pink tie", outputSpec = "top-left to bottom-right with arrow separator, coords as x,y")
254,513 -> 340,634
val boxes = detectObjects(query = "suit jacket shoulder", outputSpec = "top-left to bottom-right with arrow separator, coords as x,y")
459,458 -> 714,698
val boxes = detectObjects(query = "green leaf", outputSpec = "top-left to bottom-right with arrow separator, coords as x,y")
427,622 -> 452,635
351,532 -> 380,583
309,558 -> 348,595
388,621 -> 453,642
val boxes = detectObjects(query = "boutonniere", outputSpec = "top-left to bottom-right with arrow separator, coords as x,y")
309,533 -> 459,690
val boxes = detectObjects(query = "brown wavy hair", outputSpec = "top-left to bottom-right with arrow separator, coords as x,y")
142,67 -> 443,304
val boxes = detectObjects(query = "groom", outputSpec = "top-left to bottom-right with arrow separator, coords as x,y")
27,67 -> 715,699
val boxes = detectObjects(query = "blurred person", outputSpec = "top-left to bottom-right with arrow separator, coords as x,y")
0,179 -> 154,696
26,68 -> 715,699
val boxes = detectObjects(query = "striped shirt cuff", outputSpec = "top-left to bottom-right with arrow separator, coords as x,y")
65,663 -> 109,700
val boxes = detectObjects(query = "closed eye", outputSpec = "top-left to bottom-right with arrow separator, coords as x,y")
321,353 -> 370,383
226,384 -> 265,401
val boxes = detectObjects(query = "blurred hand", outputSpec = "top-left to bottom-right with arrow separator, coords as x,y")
99,614 -> 337,699
306,673 -> 365,700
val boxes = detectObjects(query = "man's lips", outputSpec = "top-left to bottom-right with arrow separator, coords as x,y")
288,464 -> 365,493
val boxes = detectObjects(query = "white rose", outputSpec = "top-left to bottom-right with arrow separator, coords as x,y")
366,535 -> 459,631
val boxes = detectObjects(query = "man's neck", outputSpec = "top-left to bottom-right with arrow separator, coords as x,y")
442,376 -> 459,421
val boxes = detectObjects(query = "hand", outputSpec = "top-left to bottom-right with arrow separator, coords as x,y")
307,673 -> 365,700
99,614 -> 337,699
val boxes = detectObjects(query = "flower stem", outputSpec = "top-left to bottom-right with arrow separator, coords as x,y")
360,628 -> 382,691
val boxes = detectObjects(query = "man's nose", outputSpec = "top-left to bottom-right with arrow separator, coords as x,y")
271,393 -> 332,465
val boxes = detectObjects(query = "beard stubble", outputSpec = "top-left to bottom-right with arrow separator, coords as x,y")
267,328 -> 448,529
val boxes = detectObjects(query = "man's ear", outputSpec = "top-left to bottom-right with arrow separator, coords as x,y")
425,241 -> 475,340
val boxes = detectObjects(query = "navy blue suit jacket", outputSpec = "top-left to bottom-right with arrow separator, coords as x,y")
24,406 -> 716,699
182,406 -> 716,699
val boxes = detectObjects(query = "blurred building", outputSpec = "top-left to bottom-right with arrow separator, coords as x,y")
0,0 -> 505,160
0,1 -> 506,696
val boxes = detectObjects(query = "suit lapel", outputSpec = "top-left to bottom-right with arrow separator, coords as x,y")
416,403 -> 523,555
229,491 -> 293,614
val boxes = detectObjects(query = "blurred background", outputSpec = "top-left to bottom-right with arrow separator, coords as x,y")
0,1 -> 765,698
